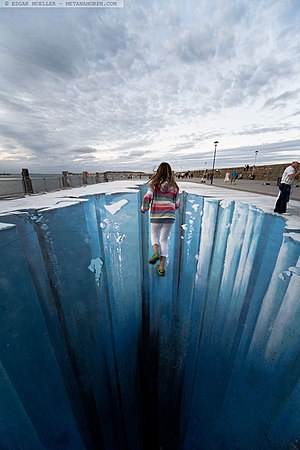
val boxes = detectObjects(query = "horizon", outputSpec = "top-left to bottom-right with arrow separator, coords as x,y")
0,160 -> 294,176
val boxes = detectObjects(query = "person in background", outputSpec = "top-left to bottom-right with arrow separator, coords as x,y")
274,161 -> 300,215
224,171 -> 230,183
141,162 -> 180,276
230,169 -> 238,184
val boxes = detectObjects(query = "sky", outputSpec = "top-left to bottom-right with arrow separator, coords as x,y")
0,0 -> 300,173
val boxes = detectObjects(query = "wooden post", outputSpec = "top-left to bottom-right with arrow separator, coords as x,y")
83,171 -> 89,185
62,171 -> 70,188
21,168 -> 33,194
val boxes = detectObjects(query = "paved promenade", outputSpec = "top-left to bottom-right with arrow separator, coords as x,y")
191,177 -> 300,200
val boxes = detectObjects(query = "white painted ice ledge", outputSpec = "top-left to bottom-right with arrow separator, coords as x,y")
0,180 -> 299,237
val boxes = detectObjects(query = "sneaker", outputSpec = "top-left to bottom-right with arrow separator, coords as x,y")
156,265 -> 165,276
281,212 -> 291,216
148,252 -> 160,264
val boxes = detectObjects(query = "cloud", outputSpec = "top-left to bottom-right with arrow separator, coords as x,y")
0,14 -> 86,86
214,57 -> 294,109
236,124 -> 299,136
71,146 -> 98,154
0,2 -> 300,173
286,110 -> 300,118
109,139 -> 152,152
263,89 -> 300,110
127,150 -> 149,158
172,142 -> 195,150
169,26 -> 236,64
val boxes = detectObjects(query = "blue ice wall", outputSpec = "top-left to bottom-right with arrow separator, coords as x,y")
0,187 -> 299,450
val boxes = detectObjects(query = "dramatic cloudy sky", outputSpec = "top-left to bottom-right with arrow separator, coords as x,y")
0,0 -> 300,173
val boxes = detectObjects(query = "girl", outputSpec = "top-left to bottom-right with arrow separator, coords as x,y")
141,162 -> 180,276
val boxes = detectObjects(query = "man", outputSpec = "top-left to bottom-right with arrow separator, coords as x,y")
230,169 -> 238,184
274,161 -> 300,214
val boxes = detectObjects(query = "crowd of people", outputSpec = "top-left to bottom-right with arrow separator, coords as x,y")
176,171 -> 194,179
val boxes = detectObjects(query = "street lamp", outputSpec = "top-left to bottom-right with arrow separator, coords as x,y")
252,150 -> 259,176
211,141 -> 219,185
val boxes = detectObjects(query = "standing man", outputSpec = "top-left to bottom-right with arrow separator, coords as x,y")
274,161 -> 300,214
230,169 -> 238,184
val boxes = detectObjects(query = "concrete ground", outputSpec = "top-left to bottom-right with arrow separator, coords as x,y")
179,177 -> 300,221
191,177 -> 300,200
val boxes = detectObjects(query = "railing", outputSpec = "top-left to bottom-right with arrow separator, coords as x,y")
0,171 -> 145,200
0,177 -> 25,199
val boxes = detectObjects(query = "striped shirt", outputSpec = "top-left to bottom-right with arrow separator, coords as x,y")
281,166 -> 296,185
141,181 -> 180,222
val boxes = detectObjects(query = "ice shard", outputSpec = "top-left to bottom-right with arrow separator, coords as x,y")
0,184 -> 299,450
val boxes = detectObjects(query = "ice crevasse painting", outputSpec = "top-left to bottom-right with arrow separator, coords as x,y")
0,181 -> 299,450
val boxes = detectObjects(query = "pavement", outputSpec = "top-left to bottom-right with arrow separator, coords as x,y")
190,177 -> 300,200
0,178 -> 299,230
179,177 -> 300,221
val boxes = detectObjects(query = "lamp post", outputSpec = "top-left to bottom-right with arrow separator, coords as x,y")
252,150 -> 259,176
211,141 -> 219,185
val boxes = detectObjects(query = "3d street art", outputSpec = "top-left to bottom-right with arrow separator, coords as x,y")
0,181 -> 299,449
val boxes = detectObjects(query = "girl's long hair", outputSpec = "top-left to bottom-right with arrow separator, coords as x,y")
150,162 -> 179,190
